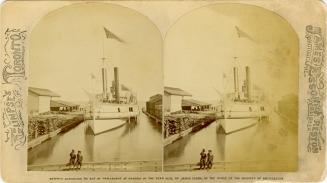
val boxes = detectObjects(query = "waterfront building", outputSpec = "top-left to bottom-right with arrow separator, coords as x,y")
28,87 -> 60,114
50,100 -> 79,112
146,94 -> 162,120
181,99 -> 211,111
164,87 -> 192,113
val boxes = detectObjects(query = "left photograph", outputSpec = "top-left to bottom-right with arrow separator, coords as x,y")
27,3 -> 163,171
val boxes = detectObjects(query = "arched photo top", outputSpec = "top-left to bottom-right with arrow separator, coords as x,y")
29,2 -> 163,102
164,3 -> 299,103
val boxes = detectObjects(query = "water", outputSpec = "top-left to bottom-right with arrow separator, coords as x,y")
28,110 -> 297,171
28,112 -> 162,165
164,112 -> 297,170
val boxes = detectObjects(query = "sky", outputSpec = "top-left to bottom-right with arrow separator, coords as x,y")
164,4 -> 299,102
29,3 -> 299,104
29,3 -> 162,102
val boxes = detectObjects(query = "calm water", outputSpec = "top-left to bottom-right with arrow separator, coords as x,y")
28,112 -> 162,165
164,112 -> 297,167
28,109 -> 297,170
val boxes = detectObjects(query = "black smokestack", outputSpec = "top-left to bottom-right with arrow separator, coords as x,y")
114,67 -> 120,103
233,67 -> 239,99
245,66 -> 251,101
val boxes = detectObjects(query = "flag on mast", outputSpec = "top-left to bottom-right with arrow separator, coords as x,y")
91,73 -> 96,79
103,27 -> 125,43
235,26 -> 253,41
121,84 -> 131,91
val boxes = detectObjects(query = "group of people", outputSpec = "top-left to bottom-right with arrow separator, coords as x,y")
67,149 -> 83,170
199,149 -> 214,169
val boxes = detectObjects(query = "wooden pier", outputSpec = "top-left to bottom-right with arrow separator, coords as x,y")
164,113 -> 216,146
28,113 -> 84,149
142,108 -> 162,124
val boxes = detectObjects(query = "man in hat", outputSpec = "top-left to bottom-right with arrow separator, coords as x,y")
68,149 -> 76,169
199,149 -> 207,169
74,150 -> 83,169
206,150 -> 214,169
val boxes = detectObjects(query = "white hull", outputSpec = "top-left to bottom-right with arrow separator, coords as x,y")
217,119 -> 257,134
217,111 -> 267,119
216,102 -> 268,134
89,118 -> 126,135
94,111 -> 139,119
89,104 -> 140,135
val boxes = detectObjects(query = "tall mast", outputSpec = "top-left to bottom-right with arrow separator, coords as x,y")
101,37 -> 110,102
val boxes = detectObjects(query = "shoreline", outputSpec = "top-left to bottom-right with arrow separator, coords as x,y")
142,108 -> 162,124
164,113 -> 216,146
28,114 -> 84,149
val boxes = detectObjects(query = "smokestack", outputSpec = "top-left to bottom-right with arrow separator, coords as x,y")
245,66 -> 251,101
114,67 -> 120,103
102,68 -> 108,100
233,67 -> 239,99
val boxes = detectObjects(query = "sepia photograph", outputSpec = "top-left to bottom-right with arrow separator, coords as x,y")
163,3 -> 298,171
1,0 -> 326,182
26,2 -> 163,171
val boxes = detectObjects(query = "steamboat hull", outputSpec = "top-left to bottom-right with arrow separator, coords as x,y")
216,103 -> 267,134
217,118 -> 258,134
89,104 -> 139,135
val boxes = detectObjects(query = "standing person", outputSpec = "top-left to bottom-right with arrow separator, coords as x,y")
68,150 -> 76,169
206,150 -> 214,169
199,149 -> 206,169
75,151 -> 83,170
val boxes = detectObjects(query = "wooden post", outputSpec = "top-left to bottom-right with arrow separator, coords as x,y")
34,120 -> 38,138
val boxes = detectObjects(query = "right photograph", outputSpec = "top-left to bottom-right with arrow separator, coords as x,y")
163,3 -> 298,171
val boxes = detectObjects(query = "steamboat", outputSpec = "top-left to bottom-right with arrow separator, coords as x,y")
88,66 -> 139,135
216,65 -> 268,134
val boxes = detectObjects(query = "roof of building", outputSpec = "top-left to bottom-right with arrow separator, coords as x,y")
29,87 -> 60,97
164,87 -> 192,96
182,99 -> 211,107
50,100 -> 79,108
149,94 -> 162,102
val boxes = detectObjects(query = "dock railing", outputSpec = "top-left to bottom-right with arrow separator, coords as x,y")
164,159 -> 297,172
28,160 -> 162,172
